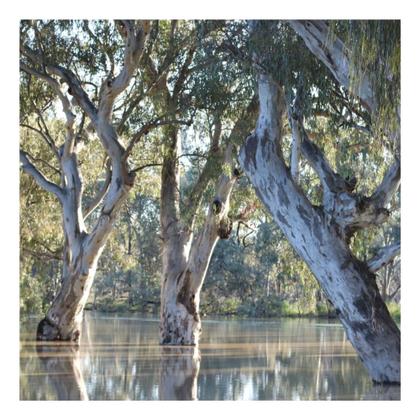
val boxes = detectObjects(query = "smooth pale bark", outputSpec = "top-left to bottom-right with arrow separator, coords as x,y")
156,81 -> 255,344
158,347 -> 201,400
21,21 -> 149,342
239,73 -> 400,383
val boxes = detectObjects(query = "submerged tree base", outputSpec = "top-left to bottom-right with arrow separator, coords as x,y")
36,317 -> 81,342
160,304 -> 201,346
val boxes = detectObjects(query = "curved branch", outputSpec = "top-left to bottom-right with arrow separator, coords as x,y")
98,20 -> 150,121
20,123 -> 59,160
20,150 -> 64,202
367,243 -> 400,273
300,123 -> 353,195
369,160 -> 400,209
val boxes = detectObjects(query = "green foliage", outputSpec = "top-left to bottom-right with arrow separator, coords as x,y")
386,301 -> 400,323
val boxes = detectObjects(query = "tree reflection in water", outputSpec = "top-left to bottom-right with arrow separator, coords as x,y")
159,346 -> 201,400
20,315 -> 400,400
35,344 -> 88,400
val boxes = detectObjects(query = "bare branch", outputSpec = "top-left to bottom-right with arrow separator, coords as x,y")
367,242 -> 400,273
20,148 -> 61,176
125,116 -> 192,158
20,150 -> 64,202
300,124 -> 353,195
45,64 -> 98,123
369,160 -> 400,209
98,20 -> 150,120
20,122 -> 59,160
131,162 -> 163,173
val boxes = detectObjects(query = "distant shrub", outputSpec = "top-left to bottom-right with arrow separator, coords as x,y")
386,301 -> 400,323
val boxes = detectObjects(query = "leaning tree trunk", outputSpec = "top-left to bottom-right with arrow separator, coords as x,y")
37,256 -> 96,341
36,166 -> 132,341
239,73 -> 400,383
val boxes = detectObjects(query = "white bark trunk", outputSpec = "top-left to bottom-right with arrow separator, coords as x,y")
368,243 -> 400,273
23,22 -> 149,342
288,20 -> 376,112
239,73 -> 400,383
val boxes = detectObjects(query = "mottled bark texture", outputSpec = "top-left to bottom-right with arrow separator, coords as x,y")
158,347 -> 201,400
239,72 -> 400,383
159,126 -> 238,345
21,21 -> 150,342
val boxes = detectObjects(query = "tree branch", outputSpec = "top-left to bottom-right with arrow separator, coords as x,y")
367,242 -> 400,273
97,20 -> 150,121
124,116 -> 192,159
20,150 -> 64,202
83,162 -> 112,220
20,122 -> 59,160
288,20 -> 376,112
130,162 -> 163,173
299,123 -> 354,196
369,160 -> 400,209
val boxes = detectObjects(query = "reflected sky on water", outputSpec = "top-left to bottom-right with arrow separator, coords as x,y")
20,312 -> 400,400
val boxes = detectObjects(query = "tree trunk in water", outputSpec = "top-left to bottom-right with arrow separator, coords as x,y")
238,73 -> 400,383
37,244 -> 101,341
159,126 -> 237,345
159,229 -> 196,345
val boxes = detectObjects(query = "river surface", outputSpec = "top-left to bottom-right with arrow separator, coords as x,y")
20,312 -> 400,400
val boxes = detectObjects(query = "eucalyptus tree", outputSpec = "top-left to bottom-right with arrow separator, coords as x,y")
19,20 -> 161,341
137,21 -> 257,344
238,21 -> 400,383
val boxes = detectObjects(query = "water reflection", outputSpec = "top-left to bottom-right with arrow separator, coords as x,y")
20,314 -> 400,400
159,347 -> 200,400
35,344 -> 88,400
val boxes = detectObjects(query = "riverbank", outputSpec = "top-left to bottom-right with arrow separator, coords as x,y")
82,300 -> 400,323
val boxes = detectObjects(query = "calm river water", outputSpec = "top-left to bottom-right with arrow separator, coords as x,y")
20,312 -> 400,400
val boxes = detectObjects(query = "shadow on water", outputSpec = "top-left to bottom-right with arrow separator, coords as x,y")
19,313 -> 400,400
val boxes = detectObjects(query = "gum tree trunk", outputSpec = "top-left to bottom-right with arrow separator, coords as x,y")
239,73 -> 400,383
159,127 -> 237,345
21,21 -> 150,342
